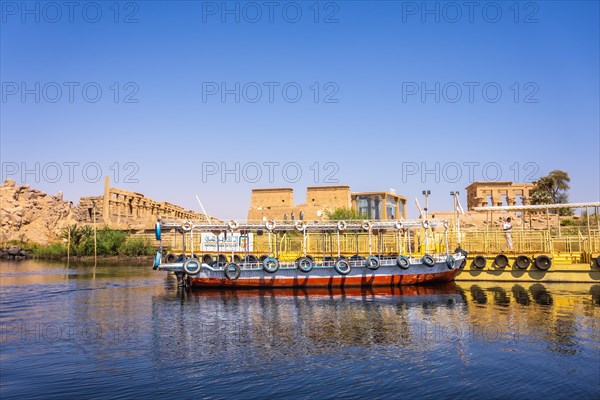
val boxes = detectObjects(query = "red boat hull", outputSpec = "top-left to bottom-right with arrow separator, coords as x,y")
190,269 -> 459,288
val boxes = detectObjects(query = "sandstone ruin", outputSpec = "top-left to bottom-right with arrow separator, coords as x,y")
1,177 -> 210,244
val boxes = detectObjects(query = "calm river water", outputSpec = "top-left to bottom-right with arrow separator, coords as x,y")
1,260 -> 599,399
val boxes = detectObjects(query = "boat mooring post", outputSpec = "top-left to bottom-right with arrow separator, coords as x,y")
67,222 -> 71,265
92,201 -> 97,266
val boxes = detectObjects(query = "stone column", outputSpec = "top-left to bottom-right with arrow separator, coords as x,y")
103,177 -> 110,223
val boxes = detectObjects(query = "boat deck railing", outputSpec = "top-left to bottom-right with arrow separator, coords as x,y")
158,218 -> 448,232
141,220 -> 600,264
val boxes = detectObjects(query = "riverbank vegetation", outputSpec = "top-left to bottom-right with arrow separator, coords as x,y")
2,225 -> 155,259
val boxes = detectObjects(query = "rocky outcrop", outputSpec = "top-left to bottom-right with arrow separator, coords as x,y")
0,245 -> 29,259
0,179 -> 76,244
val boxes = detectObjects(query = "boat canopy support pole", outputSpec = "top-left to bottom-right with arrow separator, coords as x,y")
407,228 -> 412,259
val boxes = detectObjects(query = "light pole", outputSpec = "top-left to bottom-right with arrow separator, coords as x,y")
422,190 -> 431,219
92,200 -> 97,266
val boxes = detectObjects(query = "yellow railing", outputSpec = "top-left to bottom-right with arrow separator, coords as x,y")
135,227 -> 600,263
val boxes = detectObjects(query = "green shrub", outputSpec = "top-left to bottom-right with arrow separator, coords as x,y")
119,237 -> 154,256
32,243 -> 67,259
326,207 -> 364,221
73,227 -> 127,256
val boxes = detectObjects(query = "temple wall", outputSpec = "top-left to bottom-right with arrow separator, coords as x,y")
77,177 -> 209,228
466,181 -> 535,210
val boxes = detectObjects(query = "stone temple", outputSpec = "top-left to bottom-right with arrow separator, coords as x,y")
247,186 -> 407,221
465,181 -> 535,210
78,177 -> 209,228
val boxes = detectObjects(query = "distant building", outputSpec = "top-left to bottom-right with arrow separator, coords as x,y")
247,186 -> 407,221
465,181 -> 535,210
78,177 -> 209,227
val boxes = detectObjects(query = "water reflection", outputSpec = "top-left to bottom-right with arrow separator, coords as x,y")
148,280 -> 600,362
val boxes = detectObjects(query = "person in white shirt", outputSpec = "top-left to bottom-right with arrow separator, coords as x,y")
502,217 -> 513,252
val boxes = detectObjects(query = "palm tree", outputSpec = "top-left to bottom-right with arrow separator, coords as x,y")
532,170 -> 572,215
60,224 -> 93,254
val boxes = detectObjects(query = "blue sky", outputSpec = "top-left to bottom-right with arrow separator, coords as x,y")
1,1 -> 599,219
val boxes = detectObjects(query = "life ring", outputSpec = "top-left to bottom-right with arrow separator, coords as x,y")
182,221 -> 192,232
422,254 -> 435,267
473,255 -> 487,269
265,220 -> 276,231
228,220 -> 239,230
361,220 -> 372,231
337,221 -> 347,231
494,254 -> 509,269
395,221 -> 403,230
296,257 -> 314,273
153,251 -> 161,269
534,255 -> 552,271
263,257 -> 280,273
183,259 -> 201,275
397,255 -> 410,269
365,256 -> 380,270
334,259 -> 351,275
154,221 -> 161,241
224,263 -> 241,281
165,253 -> 177,263
422,220 -> 430,229
446,255 -> 456,269
295,221 -> 306,232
